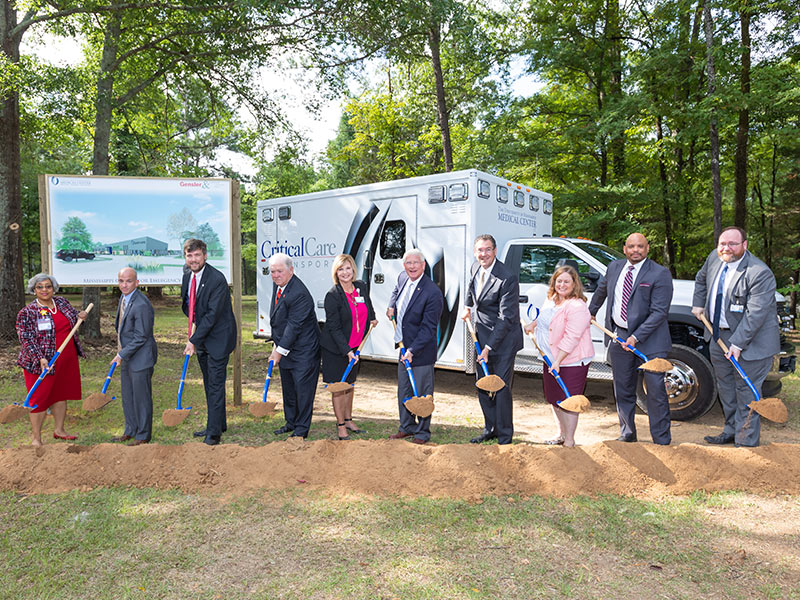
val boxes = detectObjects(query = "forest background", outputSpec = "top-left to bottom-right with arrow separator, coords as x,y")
1,0 -> 798,339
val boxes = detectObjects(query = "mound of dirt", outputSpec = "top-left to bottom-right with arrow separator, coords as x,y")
1,440 -> 799,499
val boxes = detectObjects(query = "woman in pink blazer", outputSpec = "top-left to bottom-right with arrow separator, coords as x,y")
524,266 -> 594,446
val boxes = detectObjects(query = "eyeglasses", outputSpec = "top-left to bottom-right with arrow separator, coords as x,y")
718,241 -> 742,248
34,284 -> 54,290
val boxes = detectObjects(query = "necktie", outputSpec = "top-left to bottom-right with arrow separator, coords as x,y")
476,271 -> 486,298
188,273 -> 196,337
275,288 -> 282,305
117,297 -> 126,352
712,264 -> 729,341
394,282 -> 413,343
620,265 -> 635,322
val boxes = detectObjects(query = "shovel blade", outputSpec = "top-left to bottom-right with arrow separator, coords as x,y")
248,402 -> 277,418
326,381 -> 353,394
639,358 -> 673,373
0,404 -> 30,424
558,394 -> 591,413
82,392 -> 113,412
162,407 -> 191,427
749,397 -> 788,423
404,395 -> 434,418
476,374 -> 506,392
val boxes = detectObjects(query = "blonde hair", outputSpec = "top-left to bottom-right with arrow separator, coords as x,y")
547,266 -> 587,303
331,254 -> 357,285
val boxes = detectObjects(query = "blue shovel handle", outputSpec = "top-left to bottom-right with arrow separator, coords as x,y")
728,354 -> 762,403
101,362 -> 117,394
612,334 -> 650,362
261,360 -> 274,402
472,340 -> 491,377
22,353 -> 61,410
525,304 -> 572,402
176,354 -> 192,411
400,347 -> 420,398
339,350 -> 361,383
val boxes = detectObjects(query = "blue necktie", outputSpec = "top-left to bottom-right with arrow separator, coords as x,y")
712,264 -> 728,341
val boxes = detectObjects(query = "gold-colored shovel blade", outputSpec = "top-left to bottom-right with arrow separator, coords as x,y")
326,381 -> 353,393
162,408 -> 191,427
749,397 -> 788,423
476,374 -> 506,392
83,392 -> 113,411
248,402 -> 277,418
640,358 -> 673,373
558,395 -> 591,413
405,395 -> 435,418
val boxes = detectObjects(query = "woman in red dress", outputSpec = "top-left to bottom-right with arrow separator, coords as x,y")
16,274 -> 87,446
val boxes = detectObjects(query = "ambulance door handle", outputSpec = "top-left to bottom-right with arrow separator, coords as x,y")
374,274 -> 384,284
518,295 -> 529,304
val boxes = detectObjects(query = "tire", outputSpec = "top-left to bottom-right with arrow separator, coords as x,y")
87,253 -> 95,260
636,344 -> 717,421
63,256 -> 73,262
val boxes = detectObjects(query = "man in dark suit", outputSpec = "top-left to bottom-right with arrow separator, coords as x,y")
692,226 -> 780,447
181,238 -> 237,446
462,234 -> 524,445
268,252 -> 321,440
112,267 -> 157,445
386,249 -> 444,445
588,232 -> 673,444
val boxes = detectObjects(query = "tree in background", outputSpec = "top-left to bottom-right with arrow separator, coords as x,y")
57,216 -> 94,251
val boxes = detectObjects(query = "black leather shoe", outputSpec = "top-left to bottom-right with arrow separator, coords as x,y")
470,431 -> 497,444
288,433 -> 306,440
273,425 -> 293,435
204,436 -> 220,446
616,434 -> 637,442
193,429 -> 207,438
704,433 -> 735,445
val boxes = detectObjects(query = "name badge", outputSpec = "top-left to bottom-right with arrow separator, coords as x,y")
730,303 -> 744,313
37,317 -> 53,331
355,296 -> 366,304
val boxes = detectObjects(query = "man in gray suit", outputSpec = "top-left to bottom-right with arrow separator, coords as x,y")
112,267 -> 157,445
462,234 -> 524,445
588,233 -> 673,444
692,226 -> 779,447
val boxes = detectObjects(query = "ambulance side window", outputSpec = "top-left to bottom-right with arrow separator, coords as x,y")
519,245 -> 593,286
380,220 -> 406,260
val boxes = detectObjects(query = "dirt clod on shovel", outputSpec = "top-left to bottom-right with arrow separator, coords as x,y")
0,405 -> 30,424
749,397 -> 789,424
82,393 -> 113,412
640,358 -> 673,373
405,395 -> 434,418
248,402 -> 277,418
162,408 -> 191,427
559,394 -> 591,413
325,381 -> 353,393
476,374 -> 506,392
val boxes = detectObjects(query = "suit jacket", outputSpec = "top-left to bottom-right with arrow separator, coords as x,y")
181,263 -> 237,359
465,259 -> 523,356
692,250 -> 780,360
116,288 -> 157,371
270,274 -> 321,368
588,257 -> 673,356
320,280 -> 376,355
389,272 -> 444,366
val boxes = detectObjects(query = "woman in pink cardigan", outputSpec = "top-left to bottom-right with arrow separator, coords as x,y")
524,266 -> 594,446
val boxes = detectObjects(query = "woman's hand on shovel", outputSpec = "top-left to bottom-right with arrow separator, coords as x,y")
183,340 -> 195,356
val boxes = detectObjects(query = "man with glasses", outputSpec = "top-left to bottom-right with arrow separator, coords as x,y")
692,226 -> 780,447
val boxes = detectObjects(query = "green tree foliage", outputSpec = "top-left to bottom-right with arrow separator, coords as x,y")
58,216 -> 94,251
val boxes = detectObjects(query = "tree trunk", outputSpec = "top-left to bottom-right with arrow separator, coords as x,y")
733,7 -> 750,228
0,1 -> 25,339
703,0 -> 722,241
428,22 -> 453,172
656,116 -> 677,276
606,0 -> 625,180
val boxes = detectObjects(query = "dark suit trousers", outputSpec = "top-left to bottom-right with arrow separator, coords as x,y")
120,365 -> 153,441
279,356 -> 320,437
476,351 -> 515,444
610,334 -> 671,444
397,362 -> 433,441
196,349 -> 228,437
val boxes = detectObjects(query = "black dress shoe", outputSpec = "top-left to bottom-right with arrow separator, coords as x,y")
288,433 -> 306,440
273,425 -> 293,435
705,433 -> 735,445
470,431 -> 497,444
193,429 -> 207,438
616,434 -> 637,442
204,436 -> 220,446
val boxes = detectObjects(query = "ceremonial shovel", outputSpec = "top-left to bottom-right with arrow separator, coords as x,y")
391,318 -> 434,418
249,359 -> 276,417
82,362 -> 118,411
0,303 -> 94,424
464,318 -> 506,393
590,319 -> 674,373
523,306 -> 590,413
698,313 -> 788,423
162,354 -> 193,426
326,324 -> 374,394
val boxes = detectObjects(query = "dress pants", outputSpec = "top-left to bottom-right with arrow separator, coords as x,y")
196,349 -> 228,437
397,362 -> 433,441
609,330 -> 671,444
476,351 -> 515,444
279,356 -> 320,437
710,330 -> 771,447
120,365 -> 153,441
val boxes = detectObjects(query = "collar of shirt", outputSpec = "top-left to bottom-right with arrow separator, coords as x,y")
121,290 -> 135,306
479,260 -> 496,279
191,265 -> 206,289
626,257 -> 646,280
718,255 -> 744,273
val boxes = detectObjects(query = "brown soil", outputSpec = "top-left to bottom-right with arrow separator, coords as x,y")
1,363 -> 798,499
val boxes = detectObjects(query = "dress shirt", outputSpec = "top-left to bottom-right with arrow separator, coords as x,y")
710,256 -> 744,329
612,258 -> 646,329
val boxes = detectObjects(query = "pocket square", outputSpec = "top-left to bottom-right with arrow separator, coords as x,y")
638,283 -> 651,287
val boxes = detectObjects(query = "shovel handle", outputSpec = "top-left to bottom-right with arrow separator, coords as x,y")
590,319 -> 651,362
522,316 -> 571,399
697,313 -> 762,402
338,324 -> 374,383
176,353 -> 191,410
400,347 -> 420,398
101,362 -> 117,394
261,359 -> 274,403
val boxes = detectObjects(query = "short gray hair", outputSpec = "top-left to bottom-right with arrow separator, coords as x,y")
402,249 -> 425,264
27,273 -> 59,294
269,252 -> 293,269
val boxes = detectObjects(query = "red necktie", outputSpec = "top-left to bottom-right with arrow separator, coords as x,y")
188,273 -> 196,337
620,265 -> 634,321
275,288 -> 282,305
